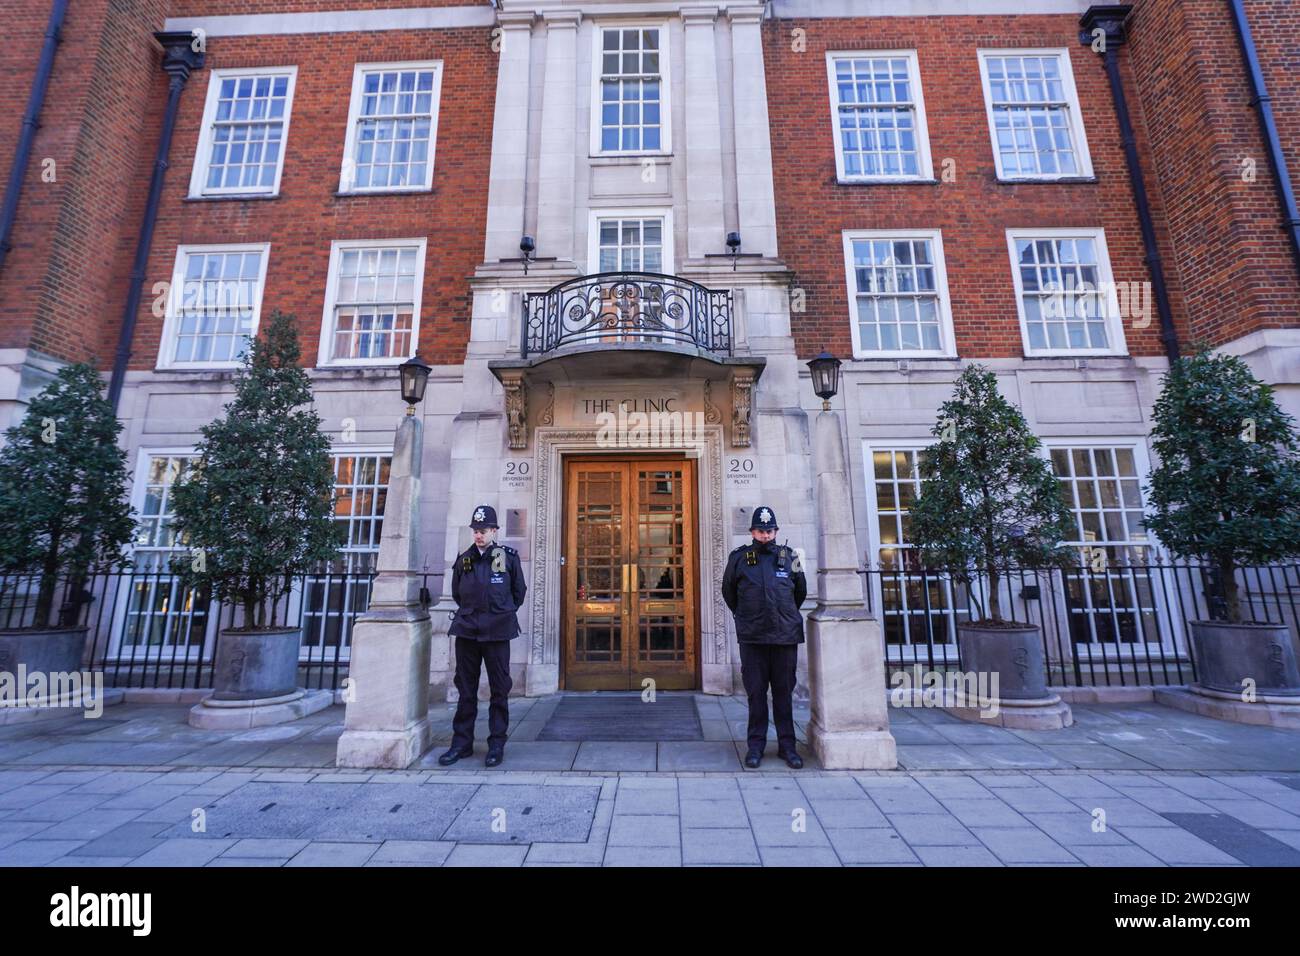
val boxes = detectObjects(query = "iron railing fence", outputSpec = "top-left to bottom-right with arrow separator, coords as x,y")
6,556 -> 1295,693
0,559 -> 446,692
861,558 -> 1300,688
521,271 -> 733,357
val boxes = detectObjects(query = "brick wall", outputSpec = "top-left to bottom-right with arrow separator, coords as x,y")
169,0 -> 478,14
764,13 -> 1189,361
1126,0 -> 1300,348
0,0 -> 170,364
115,25 -> 496,371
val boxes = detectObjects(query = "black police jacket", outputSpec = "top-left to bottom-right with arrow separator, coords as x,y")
721,541 -> 807,644
449,543 -> 527,642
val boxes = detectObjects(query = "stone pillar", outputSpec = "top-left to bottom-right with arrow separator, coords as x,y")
483,12 -> 535,263
536,11 -> 580,264
683,6 -> 726,259
727,5 -> 778,258
805,409 -> 897,769
336,413 -> 434,768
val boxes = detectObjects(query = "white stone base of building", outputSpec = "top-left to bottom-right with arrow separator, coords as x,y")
0,688 -> 125,725
188,688 -> 334,730
336,722 -> 435,770
1155,684 -> 1300,730
944,693 -> 1074,730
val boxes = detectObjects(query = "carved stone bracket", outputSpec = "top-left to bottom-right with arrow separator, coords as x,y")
539,382 -> 555,426
730,369 -> 755,448
703,379 -> 721,425
501,371 -> 528,450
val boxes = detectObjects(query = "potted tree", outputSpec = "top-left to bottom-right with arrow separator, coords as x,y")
909,366 -> 1077,717
170,311 -> 343,710
0,363 -> 134,679
1145,349 -> 1300,698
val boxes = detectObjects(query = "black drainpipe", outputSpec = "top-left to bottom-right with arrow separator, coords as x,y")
107,31 -> 204,411
1080,5 -> 1180,362
1227,0 -> 1300,279
0,0 -> 69,277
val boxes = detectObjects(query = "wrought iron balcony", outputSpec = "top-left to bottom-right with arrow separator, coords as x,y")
521,271 -> 733,358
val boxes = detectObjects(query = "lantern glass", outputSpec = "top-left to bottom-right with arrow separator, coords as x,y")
807,352 -> 842,401
399,357 -> 431,406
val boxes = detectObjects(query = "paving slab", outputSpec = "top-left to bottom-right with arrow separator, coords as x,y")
681,827 -> 759,865
284,842 -> 379,867
657,742 -> 742,771
572,741 -> 657,772
824,827 -> 918,864
441,783 -> 600,845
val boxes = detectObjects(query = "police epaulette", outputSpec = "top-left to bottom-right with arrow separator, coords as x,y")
745,549 -> 757,566
461,555 -> 473,572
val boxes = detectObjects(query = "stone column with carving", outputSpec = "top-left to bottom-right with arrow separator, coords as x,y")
805,409 -> 898,769
727,5 -> 778,258
537,10 -> 581,264
683,6 -> 726,259
336,413 -> 434,768
483,12 -> 535,262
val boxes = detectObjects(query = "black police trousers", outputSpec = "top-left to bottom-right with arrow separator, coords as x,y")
451,637 -> 512,753
738,642 -> 798,753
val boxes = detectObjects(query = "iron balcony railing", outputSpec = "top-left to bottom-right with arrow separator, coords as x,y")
521,271 -> 733,357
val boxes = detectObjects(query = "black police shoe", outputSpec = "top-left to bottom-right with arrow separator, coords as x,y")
437,746 -> 473,766
778,749 -> 804,770
484,750 -> 504,767
744,749 -> 763,769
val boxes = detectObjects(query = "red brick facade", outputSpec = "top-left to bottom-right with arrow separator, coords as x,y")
764,12 -> 1189,361
119,26 -> 495,370
0,0 -> 170,365
1126,0 -> 1300,346
0,1 -> 1295,374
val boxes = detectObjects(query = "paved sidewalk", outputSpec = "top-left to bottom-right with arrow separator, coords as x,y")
1,695 -> 1298,866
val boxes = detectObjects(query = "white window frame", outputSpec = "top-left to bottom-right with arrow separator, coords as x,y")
1042,438 -> 1185,657
1045,439 -> 1156,558
860,441 -> 972,660
108,448 -> 214,662
157,242 -> 271,371
338,60 -> 444,194
188,67 -> 298,198
294,446 -> 394,662
317,238 -> 427,368
589,22 -> 672,157
977,48 -> 1093,181
1006,227 -> 1127,358
825,50 -> 934,183
841,228 -> 957,358
587,208 -> 675,274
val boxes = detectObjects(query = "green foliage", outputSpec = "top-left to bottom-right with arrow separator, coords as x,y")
909,365 -> 1076,621
0,363 -> 134,627
1145,349 -> 1300,622
169,311 -> 343,628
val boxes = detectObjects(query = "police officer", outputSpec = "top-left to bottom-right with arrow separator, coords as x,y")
722,506 -> 807,769
438,505 -> 527,767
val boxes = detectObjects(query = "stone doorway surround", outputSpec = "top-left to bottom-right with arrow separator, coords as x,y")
527,424 -> 731,696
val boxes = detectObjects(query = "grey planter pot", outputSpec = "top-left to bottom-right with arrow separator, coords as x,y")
956,623 -> 1048,700
1190,620 -> 1300,697
0,626 -> 89,683
211,626 -> 303,701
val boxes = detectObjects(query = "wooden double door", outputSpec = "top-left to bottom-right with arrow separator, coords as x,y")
562,457 -> 699,690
